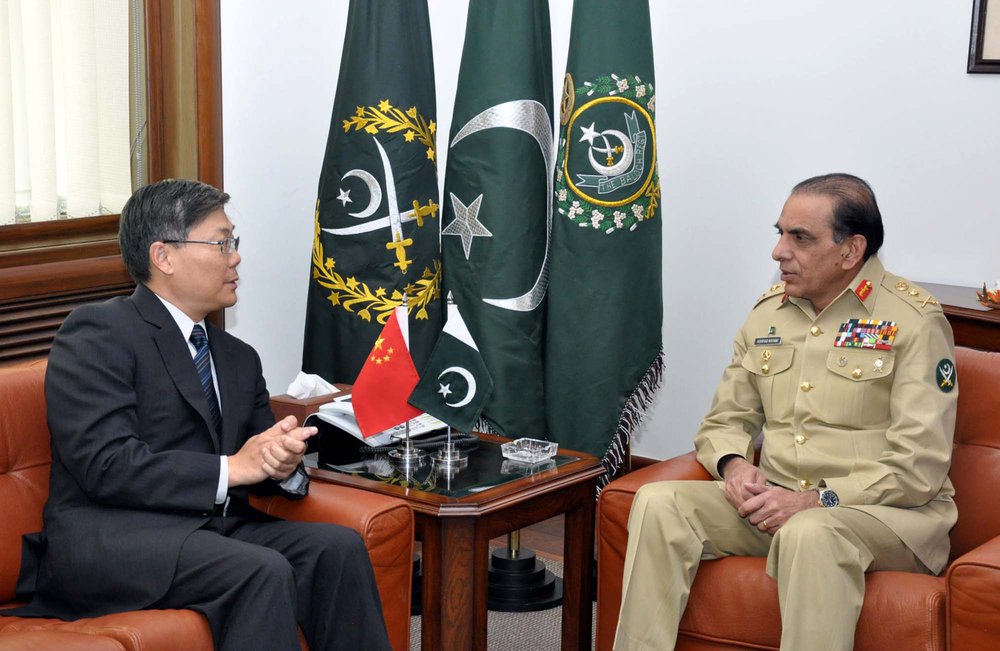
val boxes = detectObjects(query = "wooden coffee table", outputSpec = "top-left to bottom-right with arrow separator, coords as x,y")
307,434 -> 604,651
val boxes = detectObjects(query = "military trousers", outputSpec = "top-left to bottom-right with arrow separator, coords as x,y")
613,480 -> 927,651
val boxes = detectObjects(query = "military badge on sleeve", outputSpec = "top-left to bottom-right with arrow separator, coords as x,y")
935,359 -> 956,393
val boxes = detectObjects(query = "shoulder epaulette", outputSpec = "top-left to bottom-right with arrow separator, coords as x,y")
754,282 -> 786,308
881,275 -> 943,316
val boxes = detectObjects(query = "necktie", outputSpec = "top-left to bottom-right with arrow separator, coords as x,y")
190,324 -> 223,434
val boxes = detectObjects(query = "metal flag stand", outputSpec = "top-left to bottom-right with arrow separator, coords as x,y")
431,424 -> 468,468
388,292 -> 426,470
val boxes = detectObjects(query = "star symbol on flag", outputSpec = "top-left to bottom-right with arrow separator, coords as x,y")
443,193 -> 492,260
373,336 -> 385,350
438,383 -> 452,398
378,99 -> 392,112
579,122 -> 599,145
337,188 -> 352,206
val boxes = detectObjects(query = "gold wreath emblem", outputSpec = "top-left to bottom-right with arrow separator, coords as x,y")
560,73 -> 575,126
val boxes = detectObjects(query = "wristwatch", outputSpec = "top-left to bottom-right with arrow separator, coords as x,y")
818,487 -> 840,508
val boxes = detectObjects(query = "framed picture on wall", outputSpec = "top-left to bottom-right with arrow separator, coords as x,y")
969,0 -> 1000,72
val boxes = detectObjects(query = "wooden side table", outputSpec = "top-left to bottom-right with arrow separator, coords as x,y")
308,435 -> 604,651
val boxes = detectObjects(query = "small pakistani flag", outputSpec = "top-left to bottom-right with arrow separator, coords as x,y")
302,0 -> 442,384
545,0 -> 663,488
440,0 -> 552,438
409,298 -> 494,433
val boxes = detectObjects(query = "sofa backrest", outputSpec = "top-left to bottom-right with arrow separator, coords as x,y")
949,346 -> 1000,560
0,362 -> 51,603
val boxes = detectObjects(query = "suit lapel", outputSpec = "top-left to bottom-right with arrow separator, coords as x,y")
131,284 -> 221,452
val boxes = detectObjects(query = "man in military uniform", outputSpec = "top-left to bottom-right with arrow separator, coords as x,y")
614,173 -> 957,651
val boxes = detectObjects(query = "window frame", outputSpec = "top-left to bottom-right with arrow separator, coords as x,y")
0,0 -> 224,364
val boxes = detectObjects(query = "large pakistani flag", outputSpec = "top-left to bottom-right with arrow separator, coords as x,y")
302,0 -> 442,383
440,0 -> 552,438
545,0 -> 663,487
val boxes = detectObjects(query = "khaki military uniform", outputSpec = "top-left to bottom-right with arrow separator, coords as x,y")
615,256 -> 958,651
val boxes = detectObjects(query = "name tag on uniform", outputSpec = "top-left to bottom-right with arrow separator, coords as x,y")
753,336 -> 782,346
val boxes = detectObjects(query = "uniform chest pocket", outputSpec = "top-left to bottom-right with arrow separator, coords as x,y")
743,345 -> 795,417
824,349 -> 896,429
826,349 -> 895,381
742,345 -> 795,377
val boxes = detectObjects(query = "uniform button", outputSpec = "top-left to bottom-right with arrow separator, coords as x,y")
810,326 -> 823,336
795,434 -> 806,445
761,364 -> 770,374
799,479 -> 812,489
800,381 -> 813,392
852,368 -> 863,379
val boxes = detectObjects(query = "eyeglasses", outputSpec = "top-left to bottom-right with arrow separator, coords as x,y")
163,236 -> 240,255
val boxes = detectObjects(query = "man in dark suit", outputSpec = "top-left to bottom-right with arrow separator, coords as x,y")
13,179 -> 391,651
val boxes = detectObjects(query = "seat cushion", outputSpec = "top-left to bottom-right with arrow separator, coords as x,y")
0,630 -> 126,651
0,608 -> 213,651
679,557 -> 946,651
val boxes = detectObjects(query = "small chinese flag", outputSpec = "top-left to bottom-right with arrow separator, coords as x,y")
352,306 -> 422,437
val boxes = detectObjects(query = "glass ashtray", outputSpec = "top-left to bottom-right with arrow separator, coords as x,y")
500,438 -> 558,464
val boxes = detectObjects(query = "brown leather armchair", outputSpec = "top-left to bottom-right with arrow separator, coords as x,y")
596,346 -> 1000,650
0,362 -> 414,651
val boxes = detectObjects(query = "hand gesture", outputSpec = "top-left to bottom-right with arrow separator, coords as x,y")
228,416 -> 318,486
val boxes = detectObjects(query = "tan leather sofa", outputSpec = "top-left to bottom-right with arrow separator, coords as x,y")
0,361 -> 414,650
597,346 -> 1000,650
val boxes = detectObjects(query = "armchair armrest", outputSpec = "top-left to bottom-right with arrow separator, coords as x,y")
251,482 -> 413,651
947,534 -> 1000,649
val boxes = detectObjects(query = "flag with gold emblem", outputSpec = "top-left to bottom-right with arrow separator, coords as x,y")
302,0 -> 442,383
545,0 -> 663,488
440,0 -> 552,438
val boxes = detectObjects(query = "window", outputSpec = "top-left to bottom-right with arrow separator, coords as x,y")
1,0 -> 140,225
0,0 -> 223,365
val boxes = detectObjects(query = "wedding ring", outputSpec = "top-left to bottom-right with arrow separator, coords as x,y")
761,520 -> 769,529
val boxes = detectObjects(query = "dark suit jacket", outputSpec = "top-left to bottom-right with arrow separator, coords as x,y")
15,284 -> 300,618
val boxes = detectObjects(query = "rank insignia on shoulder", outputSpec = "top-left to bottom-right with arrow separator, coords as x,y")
833,319 -> 898,350
854,279 -> 873,301
936,359 -> 956,392
754,336 -> 782,346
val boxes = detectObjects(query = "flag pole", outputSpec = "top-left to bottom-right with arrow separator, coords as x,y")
389,293 -> 427,469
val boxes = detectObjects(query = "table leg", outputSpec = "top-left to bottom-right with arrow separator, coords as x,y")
420,520 -> 442,651
440,517 -> 476,650
472,523 -> 492,651
562,483 -> 596,650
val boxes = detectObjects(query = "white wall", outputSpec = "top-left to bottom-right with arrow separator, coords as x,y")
221,1 -> 999,462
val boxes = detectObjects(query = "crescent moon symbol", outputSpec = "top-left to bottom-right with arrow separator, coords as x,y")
450,100 -> 552,312
439,366 -> 477,408
342,169 -> 381,219
587,129 -> 633,177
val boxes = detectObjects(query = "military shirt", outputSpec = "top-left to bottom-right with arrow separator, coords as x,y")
694,256 -> 958,573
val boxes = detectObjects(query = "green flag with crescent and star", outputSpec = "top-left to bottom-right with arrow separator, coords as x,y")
545,0 -> 663,488
302,0 -> 442,383
408,297 -> 494,433
440,0 -> 552,438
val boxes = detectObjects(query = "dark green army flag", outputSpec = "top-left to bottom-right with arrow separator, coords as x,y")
545,0 -> 663,488
302,0 -> 442,383
409,298 -> 494,433
440,0 -> 552,438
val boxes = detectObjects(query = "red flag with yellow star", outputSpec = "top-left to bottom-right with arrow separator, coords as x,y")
352,306 -> 422,437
